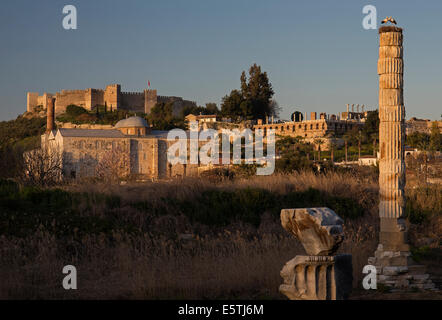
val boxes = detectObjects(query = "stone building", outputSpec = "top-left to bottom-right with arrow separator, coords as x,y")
185,114 -> 218,124
252,110 -> 366,151
41,99 -> 198,180
406,117 -> 442,135
27,83 -> 196,116
253,110 -> 365,140
251,108 -> 370,152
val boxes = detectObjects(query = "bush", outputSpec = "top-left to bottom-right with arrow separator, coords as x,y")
133,187 -> 366,227
66,105 -> 88,117
0,185 -> 133,239
405,185 -> 442,224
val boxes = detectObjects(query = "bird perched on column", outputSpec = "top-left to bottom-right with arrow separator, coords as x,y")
381,16 -> 397,25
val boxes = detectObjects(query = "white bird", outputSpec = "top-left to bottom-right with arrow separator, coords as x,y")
381,16 -> 397,25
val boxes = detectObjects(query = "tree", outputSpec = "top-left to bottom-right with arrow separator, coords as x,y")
147,102 -> 185,130
181,103 -> 220,118
313,138 -> 324,161
326,132 -> 336,163
240,64 -> 274,119
362,110 -> 379,156
429,121 -> 441,151
221,90 -> 244,119
407,132 -> 430,151
66,105 -> 88,117
221,64 -> 274,120
275,136 -> 314,173
95,144 -> 131,183
342,127 -> 363,161
344,139 -> 348,163
22,146 -> 62,186
269,100 -> 282,119
205,103 -> 220,115
362,110 -> 379,143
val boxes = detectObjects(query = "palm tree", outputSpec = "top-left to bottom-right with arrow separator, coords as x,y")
372,134 -> 377,157
325,133 -> 336,164
343,138 -> 348,163
313,138 -> 324,161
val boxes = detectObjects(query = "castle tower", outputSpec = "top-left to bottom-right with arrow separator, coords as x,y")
27,92 -> 39,112
104,84 -> 121,110
144,89 -> 158,114
369,23 -> 437,291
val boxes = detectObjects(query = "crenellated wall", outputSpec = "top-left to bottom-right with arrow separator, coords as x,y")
27,84 -> 195,116
121,91 -> 145,113
55,90 -> 89,114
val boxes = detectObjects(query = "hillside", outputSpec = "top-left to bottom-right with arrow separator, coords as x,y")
0,115 -> 46,151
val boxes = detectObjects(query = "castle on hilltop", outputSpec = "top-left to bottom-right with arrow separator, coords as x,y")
27,84 -> 196,116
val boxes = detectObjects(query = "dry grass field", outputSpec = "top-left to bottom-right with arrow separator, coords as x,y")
0,170 -> 440,299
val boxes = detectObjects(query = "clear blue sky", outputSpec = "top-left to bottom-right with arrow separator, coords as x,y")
0,0 -> 441,121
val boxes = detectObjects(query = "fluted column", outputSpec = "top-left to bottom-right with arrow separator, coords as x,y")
378,26 -> 408,251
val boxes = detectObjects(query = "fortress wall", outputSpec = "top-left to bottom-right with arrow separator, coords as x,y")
55,90 -> 88,114
121,92 -> 145,112
88,89 -> 104,109
27,85 -> 194,117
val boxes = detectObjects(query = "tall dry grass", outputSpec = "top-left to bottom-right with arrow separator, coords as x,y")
0,170 -> 439,299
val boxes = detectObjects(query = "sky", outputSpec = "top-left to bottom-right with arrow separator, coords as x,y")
0,0 -> 441,121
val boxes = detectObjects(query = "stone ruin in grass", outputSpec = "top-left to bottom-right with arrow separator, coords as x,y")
279,207 -> 352,300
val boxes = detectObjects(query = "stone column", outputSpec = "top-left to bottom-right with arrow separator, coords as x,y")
377,26 -> 408,252
369,24 -> 437,291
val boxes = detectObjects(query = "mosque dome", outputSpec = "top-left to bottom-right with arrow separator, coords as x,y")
115,116 -> 149,128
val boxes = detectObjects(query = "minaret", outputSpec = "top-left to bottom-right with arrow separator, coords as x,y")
46,97 -> 55,133
377,25 -> 407,251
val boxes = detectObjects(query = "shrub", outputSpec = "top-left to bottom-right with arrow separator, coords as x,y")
66,105 -> 88,117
